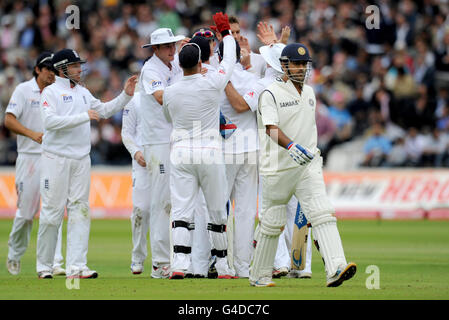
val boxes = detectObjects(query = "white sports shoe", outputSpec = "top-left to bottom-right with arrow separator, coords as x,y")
215,257 -> 238,279
38,271 -> 53,279
326,262 -> 357,287
272,267 -> 289,278
52,266 -> 66,276
6,259 -> 20,275
151,265 -> 170,279
131,263 -> 144,275
250,277 -> 276,287
67,267 -> 98,279
287,269 -> 312,279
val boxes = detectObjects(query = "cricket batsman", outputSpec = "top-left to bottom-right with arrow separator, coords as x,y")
250,43 -> 356,287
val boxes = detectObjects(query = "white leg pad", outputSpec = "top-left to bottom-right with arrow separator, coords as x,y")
311,216 -> 347,277
249,205 -> 286,282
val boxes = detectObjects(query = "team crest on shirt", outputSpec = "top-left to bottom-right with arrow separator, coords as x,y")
123,109 -> 129,115
309,98 -> 314,106
62,94 -> 73,103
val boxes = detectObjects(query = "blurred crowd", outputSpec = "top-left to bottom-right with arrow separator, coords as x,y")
1,0 -> 449,168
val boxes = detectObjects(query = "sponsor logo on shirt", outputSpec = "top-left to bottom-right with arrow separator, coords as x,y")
44,179 -> 49,190
42,101 -> 49,107
151,80 -> 162,88
247,92 -> 255,98
123,109 -> 129,116
83,95 -> 87,105
159,164 -> 165,174
280,100 -> 300,108
62,94 -> 73,103
218,68 -> 226,75
7,102 -> 17,109
31,99 -> 40,108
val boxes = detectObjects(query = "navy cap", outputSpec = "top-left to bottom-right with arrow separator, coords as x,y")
189,36 -> 211,63
280,43 -> 312,62
35,51 -> 54,68
53,49 -> 86,69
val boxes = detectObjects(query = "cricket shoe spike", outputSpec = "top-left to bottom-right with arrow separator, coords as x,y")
326,262 -> 356,287
272,267 -> 288,278
38,271 -> 53,279
130,262 -> 144,275
169,271 -> 185,279
151,265 -> 170,279
52,266 -> 66,276
6,259 -> 20,275
250,277 -> 276,287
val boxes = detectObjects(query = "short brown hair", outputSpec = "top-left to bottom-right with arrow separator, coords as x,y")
229,16 -> 239,25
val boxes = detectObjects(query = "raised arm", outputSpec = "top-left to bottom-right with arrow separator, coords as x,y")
90,75 -> 137,119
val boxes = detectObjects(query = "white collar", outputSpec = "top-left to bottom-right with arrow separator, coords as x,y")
55,75 -> 75,89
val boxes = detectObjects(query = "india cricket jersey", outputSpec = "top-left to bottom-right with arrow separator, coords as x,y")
257,79 -> 318,174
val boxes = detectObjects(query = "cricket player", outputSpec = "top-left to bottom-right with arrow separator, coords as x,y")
5,52 -> 65,276
162,12 -> 237,279
139,27 -> 186,278
121,90 -> 152,275
217,38 -> 259,279
36,48 -> 137,279
250,43 -> 356,287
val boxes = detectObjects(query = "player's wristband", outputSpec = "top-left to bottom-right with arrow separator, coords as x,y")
286,141 -> 294,150
220,30 -> 232,38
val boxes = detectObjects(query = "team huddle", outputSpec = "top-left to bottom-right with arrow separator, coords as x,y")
5,12 -> 356,287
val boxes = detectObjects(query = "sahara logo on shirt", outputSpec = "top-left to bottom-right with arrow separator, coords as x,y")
7,102 -> 17,109
280,100 -> 300,108
62,94 -> 73,103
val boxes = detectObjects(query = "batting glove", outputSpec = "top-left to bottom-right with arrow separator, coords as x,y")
287,142 -> 314,165
213,12 -> 231,37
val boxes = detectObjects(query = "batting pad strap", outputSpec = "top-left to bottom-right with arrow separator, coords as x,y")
172,220 -> 195,230
173,245 -> 192,254
207,223 -> 226,233
211,249 -> 227,258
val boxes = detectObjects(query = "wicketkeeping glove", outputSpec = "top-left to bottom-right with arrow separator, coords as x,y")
287,142 -> 314,165
213,12 -> 231,37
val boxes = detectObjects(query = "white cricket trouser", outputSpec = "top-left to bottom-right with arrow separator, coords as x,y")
36,152 -> 91,274
130,161 -> 151,264
191,190 -> 211,276
170,148 -> 228,272
259,156 -> 347,278
225,151 -> 258,278
8,153 -> 64,267
274,196 -> 312,273
143,144 -> 171,267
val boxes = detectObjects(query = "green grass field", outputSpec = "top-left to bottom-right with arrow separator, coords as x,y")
1,219 -> 448,300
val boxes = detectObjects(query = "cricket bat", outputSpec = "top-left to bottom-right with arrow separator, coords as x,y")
291,203 -> 309,271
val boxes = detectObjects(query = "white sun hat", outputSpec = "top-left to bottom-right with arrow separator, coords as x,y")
259,43 -> 286,73
142,28 -> 185,48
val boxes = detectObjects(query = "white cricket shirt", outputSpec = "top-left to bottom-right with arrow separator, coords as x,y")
163,35 -> 237,151
257,79 -> 318,174
40,76 -> 132,160
5,78 -> 43,154
139,53 -> 183,146
121,92 -> 143,161
220,67 -> 259,154
243,67 -> 280,112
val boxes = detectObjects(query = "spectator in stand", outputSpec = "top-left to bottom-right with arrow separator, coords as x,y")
404,127 -> 426,166
361,122 -> 392,167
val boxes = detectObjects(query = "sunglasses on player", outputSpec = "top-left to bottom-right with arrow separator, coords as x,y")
194,30 -> 215,38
